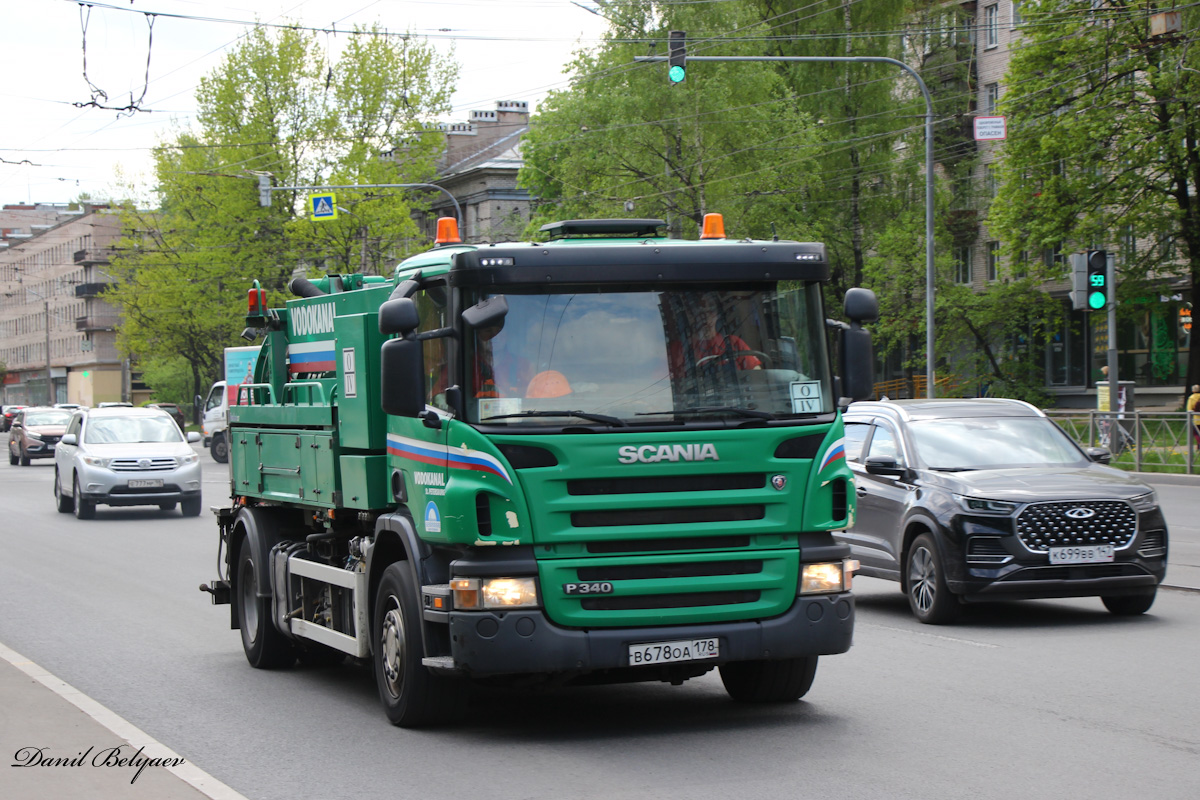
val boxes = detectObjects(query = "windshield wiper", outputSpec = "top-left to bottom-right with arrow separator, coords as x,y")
483,410 -> 627,427
929,466 -> 978,472
637,406 -> 775,421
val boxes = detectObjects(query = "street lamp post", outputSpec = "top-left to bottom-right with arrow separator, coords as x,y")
24,286 -> 53,406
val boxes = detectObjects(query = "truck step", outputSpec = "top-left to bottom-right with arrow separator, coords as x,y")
421,656 -> 456,669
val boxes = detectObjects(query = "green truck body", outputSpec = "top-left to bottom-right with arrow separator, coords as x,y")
204,217 -> 876,726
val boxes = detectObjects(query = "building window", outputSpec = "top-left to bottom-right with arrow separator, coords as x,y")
1011,0 -> 1023,28
987,241 -> 1001,281
985,83 -> 1000,115
954,246 -> 973,285
1120,224 -> 1137,264
985,5 -> 999,47
984,163 -> 999,198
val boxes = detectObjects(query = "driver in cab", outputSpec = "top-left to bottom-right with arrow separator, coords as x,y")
669,295 -> 763,375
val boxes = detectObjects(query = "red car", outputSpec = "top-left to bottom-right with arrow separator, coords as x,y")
2,405 -> 27,432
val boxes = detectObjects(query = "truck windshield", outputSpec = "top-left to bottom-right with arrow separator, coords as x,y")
465,283 -> 832,425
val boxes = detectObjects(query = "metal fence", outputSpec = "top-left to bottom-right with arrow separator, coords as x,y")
1044,410 -> 1200,474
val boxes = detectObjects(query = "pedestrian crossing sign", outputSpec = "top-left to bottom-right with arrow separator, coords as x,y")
309,193 -> 338,221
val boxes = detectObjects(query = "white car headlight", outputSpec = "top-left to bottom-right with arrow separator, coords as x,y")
180,452 -> 199,464
83,455 -> 112,468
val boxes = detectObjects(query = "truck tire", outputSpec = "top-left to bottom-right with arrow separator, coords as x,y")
55,470 -> 74,513
211,432 -> 229,463
73,476 -> 95,520
720,656 -> 818,703
237,536 -> 293,669
373,562 -> 468,727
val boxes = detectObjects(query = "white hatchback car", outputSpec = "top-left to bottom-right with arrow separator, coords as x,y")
54,407 -> 203,519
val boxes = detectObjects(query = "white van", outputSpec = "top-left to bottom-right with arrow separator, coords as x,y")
201,380 -> 230,463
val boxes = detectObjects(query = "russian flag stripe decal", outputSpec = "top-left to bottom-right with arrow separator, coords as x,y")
818,438 -> 846,473
386,434 -> 512,484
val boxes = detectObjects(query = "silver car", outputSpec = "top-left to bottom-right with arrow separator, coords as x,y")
54,407 -> 203,519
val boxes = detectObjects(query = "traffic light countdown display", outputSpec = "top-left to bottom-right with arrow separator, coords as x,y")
1086,249 -> 1110,311
668,30 -> 686,83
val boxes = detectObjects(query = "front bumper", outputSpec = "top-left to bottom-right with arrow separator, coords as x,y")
77,462 -> 203,508
20,440 -> 57,459
442,592 -> 854,677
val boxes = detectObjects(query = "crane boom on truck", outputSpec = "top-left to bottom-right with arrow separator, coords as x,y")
201,214 -> 878,727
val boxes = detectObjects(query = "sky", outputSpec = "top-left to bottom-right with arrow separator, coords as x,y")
0,0 -> 612,206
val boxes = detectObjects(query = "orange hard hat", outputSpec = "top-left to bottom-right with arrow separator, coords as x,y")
525,370 -> 572,398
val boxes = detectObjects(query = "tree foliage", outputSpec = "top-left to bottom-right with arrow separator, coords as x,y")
111,25 -> 457,401
988,0 -> 1200,398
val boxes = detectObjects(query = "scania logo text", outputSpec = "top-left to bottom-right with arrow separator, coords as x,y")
618,443 -> 719,464
1064,507 -> 1096,520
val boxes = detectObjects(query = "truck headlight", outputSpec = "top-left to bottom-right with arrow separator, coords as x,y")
450,577 -> 539,610
801,561 -> 853,594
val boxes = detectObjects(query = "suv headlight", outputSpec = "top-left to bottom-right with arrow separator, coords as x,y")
26,431 -> 43,440
82,455 -> 112,468
180,452 -> 199,464
955,495 -> 1018,515
1129,491 -> 1157,512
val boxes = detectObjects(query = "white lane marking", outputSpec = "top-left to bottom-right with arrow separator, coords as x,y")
859,622 -> 999,648
0,640 -> 250,800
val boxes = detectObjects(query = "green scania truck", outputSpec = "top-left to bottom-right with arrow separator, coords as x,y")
202,214 -> 878,727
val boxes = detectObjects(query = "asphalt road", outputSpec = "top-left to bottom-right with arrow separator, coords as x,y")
1,450 -> 1198,800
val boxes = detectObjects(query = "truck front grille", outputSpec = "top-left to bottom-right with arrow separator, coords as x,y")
1015,500 -> 1136,551
571,504 -> 764,528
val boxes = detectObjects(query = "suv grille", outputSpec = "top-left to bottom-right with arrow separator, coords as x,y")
1016,500 -> 1136,551
110,457 -> 178,472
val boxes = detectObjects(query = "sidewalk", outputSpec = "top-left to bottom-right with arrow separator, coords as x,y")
0,642 -> 246,800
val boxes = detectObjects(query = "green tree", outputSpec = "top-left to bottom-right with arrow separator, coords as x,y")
520,1 -> 819,240
988,0 -> 1200,401
111,24 -> 457,403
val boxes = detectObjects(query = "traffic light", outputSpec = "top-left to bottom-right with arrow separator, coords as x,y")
668,30 -> 686,83
1085,249 -> 1109,311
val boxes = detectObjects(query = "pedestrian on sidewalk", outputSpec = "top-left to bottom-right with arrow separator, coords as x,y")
1188,384 -> 1200,446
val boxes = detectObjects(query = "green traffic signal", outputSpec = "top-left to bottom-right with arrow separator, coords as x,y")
668,65 -> 685,83
1088,291 -> 1106,310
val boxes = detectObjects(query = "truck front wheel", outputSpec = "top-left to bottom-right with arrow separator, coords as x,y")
211,432 -> 229,463
719,656 -> 818,703
237,537 -> 293,669
373,563 -> 468,727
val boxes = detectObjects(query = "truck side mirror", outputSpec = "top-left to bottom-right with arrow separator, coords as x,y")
839,288 -> 877,402
379,297 -> 420,335
380,337 -> 425,417
462,295 -> 508,330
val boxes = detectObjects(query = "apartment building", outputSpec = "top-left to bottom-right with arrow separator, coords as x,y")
0,204 -> 127,406
952,1 -> 1189,407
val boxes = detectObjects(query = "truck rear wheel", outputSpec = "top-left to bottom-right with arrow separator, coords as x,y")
719,656 -> 818,703
373,563 -> 467,727
211,432 -> 229,463
237,536 -> 293,669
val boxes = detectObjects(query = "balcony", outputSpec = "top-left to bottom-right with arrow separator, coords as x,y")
73,248 -> 116,266
76,316 -> 119,332
74,282 -> 113,298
